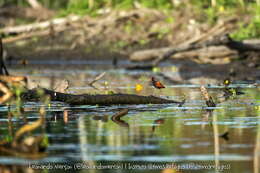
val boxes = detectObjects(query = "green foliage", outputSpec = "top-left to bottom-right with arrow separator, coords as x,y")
165,16 -> 174,24
0,0 -> 67,9
204,7 -> 218,24
40,135 -> 49,148
10,85 -> 27,117
138,39 -> 148,45
57,0 -> 174,16
231,8 -> 260,40
124,21 -> 134,34
4,135 -> 13,143
1,0 -> 260,40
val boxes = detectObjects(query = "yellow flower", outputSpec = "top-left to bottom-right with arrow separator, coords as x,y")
171,66 -> 178,72
152,67 -> 160,73
106,90 -> 114,95
219,6 -> 225,12
135,84 -> 143,92
223,79 -> 230,86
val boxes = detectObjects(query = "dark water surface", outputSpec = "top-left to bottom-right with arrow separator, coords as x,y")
0,62 -> 259,173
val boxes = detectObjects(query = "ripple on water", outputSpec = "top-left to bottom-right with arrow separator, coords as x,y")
88,154 -> 252,162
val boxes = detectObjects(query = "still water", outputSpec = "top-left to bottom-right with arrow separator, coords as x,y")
0,61 -> 259,173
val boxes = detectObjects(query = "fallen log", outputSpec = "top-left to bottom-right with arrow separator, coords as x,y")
153,34 -> 238,65
129,34 -> 260,67
22,88 -> 180,105
27,0 -> 43,9
130,18 -> 237,62
130,47 -> 171,62
130,46 -> 238,63
2,26 -> 67,43
1,10 -> 143,44
0,15 -> 81,35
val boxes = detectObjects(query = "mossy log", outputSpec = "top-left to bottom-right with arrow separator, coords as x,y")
22,88 -> 180,105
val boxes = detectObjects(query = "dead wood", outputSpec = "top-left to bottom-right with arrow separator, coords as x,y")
152,34 -> 231,66
88,72 -> 106,89
0,38 -> 9,75
129,18 -> 238,63
128,34 -> 260,69
0,75 -> 27,84
130,46 -> 237,62
2,26 -> 67,43
21,88 -> 180,105
130,47 -> 172,62
181,17 -> 237,46
200,86 -> 216,107
1,9 -> 160,47
0,15 -> 81,35
0,82 -> 13,104
27,0 -> 43,9
0,75 -> 28,104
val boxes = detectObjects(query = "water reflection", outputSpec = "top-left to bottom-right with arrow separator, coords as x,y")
0,67 -> 259,173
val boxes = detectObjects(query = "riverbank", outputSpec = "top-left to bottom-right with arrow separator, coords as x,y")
0,2 -> 259,79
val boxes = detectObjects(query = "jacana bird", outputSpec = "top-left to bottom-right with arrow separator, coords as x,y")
151,77 -> 165,89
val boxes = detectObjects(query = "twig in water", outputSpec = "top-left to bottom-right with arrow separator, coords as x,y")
89,72 -> 106,89
0,75 -> 27,86
0,82 -> 13,104
200,86 -> 216,107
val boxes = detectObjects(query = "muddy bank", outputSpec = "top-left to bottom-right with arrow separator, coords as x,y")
3,9 -> 172,60
1,8 -> 259,82
2,8 -> 238,60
